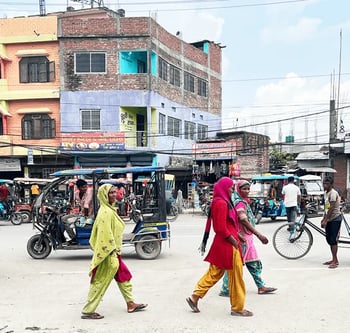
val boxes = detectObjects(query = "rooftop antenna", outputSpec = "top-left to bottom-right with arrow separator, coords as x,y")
70,0 -> 105,8
304,117 -> 308,142
337,29 -> 342,113
278,121 -> 282,142
337,29 -> 345,137
39,0 -> 46,16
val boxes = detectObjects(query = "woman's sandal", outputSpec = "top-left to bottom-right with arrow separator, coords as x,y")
186,297 -> 200,313
258,287 -> 277,295
81,312 -> 104,320
127,304 -> 148,313
231,309 -> 253,317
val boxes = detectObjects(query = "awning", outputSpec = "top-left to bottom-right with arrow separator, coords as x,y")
15,49 -> 48,57
305,167 -> 337,173
0,104 -> 11,116
17,107 -> 52,114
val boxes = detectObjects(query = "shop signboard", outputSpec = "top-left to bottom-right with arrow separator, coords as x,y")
0,158 -> 21,171
60,132 -> 126,151
192,142 -> 237,160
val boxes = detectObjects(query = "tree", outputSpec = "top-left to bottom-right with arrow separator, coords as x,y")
269,147 -> 296,171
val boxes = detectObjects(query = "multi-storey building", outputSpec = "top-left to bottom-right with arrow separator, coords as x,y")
0,15 -> 69,178
0,6 -> 222,179
57,7 -> 222,169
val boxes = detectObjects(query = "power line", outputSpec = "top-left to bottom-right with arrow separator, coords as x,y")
6,104 -> 350,141
223,73 -> 350,83
0,0 -> 314,15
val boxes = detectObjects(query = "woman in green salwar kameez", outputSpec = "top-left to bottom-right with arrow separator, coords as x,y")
81,184 -> 147,319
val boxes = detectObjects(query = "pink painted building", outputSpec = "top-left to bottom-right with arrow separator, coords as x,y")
0,15 -> 68,177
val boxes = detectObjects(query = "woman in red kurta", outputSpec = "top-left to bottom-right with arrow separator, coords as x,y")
186,177 -> 253,317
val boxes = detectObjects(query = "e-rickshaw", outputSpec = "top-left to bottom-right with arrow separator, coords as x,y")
26,166 -> 170,260
12,177 -> 54,223
250,174 -> 299,223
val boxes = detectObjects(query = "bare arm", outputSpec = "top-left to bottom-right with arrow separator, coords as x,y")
321,201 -> 336,227
237,209 -> 268,244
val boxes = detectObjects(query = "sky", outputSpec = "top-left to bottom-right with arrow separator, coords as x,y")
1,0 -> 350,145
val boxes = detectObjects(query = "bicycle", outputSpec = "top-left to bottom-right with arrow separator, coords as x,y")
273,212 -> 350,259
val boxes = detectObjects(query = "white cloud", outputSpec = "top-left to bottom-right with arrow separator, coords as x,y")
261,17 -> 322,44
265,0 -> 320,18
223,74 -> 350,143
157,11 -> 224,43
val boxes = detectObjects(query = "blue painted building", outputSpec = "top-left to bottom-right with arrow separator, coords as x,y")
58,7 -> 222,170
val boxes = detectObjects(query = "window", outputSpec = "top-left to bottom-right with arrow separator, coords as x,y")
158,58 -> 168,81
120,51 -> 148,74
75,52 -> 106,74
197,124 -> 208,140
168,116 -> 181,137
184,72 -> 195,92
198,78 -> 208,97
137,60 -> 146,73
81,109 -> 101,131
170,65 -> 181,87
159,113 -> 166,135
184,121 -> 195,140
22,114 -> 55,139
19,56 -> 55,83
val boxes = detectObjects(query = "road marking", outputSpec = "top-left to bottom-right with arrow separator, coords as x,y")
272,267 -> 350,271
40,271 -> 86,274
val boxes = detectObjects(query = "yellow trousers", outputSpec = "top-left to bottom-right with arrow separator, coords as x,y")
82,254 -> 134,314
193,247 -> 245,312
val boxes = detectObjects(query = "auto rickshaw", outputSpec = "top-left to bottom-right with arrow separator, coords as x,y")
12,177 -> 54,223
26,166 -> 170,260
250,174 -> 299,223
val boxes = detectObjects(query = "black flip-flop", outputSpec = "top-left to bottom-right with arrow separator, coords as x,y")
186,297 -> 200,313
231,309 -> 253,317
81,312 -> 104,319
128,303 -> 148,313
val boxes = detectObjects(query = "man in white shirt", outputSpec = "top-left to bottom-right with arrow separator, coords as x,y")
282,176 -> 301,226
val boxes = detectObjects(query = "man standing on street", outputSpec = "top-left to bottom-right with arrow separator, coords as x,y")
282,176 -> 301,228
321,176 -> 342,269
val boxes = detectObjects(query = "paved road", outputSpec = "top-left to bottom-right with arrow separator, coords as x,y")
1,212 -> 350,333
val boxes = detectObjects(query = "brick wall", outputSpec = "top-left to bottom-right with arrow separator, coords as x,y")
334,154 -> 347,199
59,9 -> 222,115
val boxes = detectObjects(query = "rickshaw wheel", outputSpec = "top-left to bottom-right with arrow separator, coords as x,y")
27,234 -> 52,259
255,212 -> 262,224
131,211 -> 141,223
167,205 -> 179,221
135,235 -> 162,260
10,212 -> 23,225
19,211 -> 31,223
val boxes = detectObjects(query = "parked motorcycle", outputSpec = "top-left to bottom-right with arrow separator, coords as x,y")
0,200 -> 23,225
251,198 -> 286,224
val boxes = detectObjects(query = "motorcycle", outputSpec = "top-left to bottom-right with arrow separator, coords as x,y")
0,200 -> 23,225
251,197 -> 286,224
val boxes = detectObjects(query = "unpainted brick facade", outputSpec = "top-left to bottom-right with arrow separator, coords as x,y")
58,8 -> 222,115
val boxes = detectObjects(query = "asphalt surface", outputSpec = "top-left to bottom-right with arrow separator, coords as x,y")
1,211 -> 350,333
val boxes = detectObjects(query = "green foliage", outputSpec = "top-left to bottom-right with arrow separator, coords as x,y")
269,147 -> 296,170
